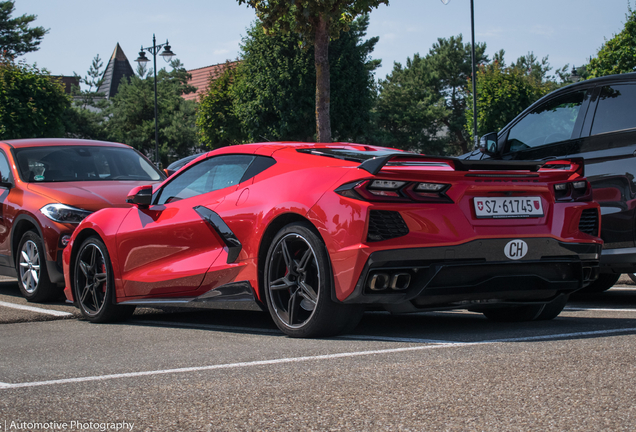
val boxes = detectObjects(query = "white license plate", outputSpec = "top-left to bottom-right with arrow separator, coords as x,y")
474,197 -> 544,218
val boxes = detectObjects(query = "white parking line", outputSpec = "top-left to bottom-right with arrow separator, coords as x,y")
565,307 -> 636,312
0,300 -> 72,317
2,327 -> 635,390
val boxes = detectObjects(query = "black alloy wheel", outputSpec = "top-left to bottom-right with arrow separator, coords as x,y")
264,222 -> 363,338
74,236 -> 134,322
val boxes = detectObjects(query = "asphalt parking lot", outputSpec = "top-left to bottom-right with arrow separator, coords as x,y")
1,277 -> 636,431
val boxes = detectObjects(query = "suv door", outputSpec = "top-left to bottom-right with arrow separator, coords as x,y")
569,83 -> 636,250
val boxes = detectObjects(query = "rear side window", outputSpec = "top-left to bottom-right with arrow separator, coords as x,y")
506,91 -> 587,152
591,85 -> 636,135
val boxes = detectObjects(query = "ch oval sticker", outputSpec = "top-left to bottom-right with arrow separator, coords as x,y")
504,239 -> 528,260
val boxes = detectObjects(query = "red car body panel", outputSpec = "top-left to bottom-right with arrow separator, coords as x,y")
63,143 -> 602,312
117,203 -> 225,297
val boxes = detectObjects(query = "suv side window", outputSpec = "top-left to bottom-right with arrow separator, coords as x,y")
505,91 -> 588,153
591,84 -> 636,135
0,152 -> 11,185
155,155 -> 255,205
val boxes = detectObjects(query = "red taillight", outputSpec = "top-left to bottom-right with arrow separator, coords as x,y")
335,180 -> 452,203
540,158 -> 585,180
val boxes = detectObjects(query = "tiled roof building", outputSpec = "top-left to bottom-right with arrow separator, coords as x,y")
97,43 -> 135,99
183,61 -> 239,102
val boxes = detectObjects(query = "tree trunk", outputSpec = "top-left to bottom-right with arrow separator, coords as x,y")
455,129 -> 469,154
314,16 -> 331,143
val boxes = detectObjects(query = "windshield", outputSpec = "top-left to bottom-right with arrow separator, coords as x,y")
14,146 -> 163,183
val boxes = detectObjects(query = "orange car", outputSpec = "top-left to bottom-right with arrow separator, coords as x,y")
0,138 -> 164,302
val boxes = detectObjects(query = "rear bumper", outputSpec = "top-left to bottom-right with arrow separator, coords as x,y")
341,238 -> 601,307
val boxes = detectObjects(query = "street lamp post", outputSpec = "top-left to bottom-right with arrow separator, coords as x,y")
135,34 -> 175,167
442,0 -> 478,149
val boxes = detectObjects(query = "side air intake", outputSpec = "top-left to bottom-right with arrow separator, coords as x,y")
367,210 -> 409,242
578,208 -> 599,236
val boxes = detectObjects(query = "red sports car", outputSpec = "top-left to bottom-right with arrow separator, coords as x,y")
63,143 -> 602,337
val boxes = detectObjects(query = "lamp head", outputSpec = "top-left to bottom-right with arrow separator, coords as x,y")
160,40 -> 175,63
135,47 -> 150,64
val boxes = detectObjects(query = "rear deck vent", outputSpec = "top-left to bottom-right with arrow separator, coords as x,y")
367,210 -> 409,242
578,208 -> 599,236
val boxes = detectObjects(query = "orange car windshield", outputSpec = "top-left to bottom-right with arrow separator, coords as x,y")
14,146 -> 162,183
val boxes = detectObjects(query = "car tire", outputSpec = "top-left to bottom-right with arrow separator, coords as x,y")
73,236 -> 135,322
264,222 -> 363,338
16,230 -> 58,302
578,273 -> 620,294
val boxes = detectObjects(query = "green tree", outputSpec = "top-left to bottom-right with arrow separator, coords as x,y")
104,60 -> 198,166
372,54 -> 447,154
65,54 -> 109,140
73,54 -> 105,108
427,35 -> 487,154
588,8 -> 636,77
237,0 -> 388,142
198,16 -> 379,146
0,56 -> 70,139
197,61 -> 246,148
465,60 -> 547,140
0,1 -> 48,58
372,34 -> 487,155
232,20 -> 316,143
464,51 -> 569,142
510,52 -> 568,91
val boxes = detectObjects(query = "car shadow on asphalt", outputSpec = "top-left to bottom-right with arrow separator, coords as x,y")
350,310 -> 636,342
0,279 -> 69,305
126,307 -> 283,336
0,280 -> 21,299
119,304 -> 636,344
67,286 -> 636,341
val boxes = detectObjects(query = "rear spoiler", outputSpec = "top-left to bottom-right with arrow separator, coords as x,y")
358,154 -> 584,177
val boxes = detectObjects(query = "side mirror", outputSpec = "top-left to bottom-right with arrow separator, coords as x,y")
478,132 -> 499,155
163,168 -> 176,177
126,185 -> 153,208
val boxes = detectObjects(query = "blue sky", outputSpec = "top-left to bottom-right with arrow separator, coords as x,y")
14,0 -> 632,82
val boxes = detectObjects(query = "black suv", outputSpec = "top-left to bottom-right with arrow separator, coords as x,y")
465,72 -> 636,292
